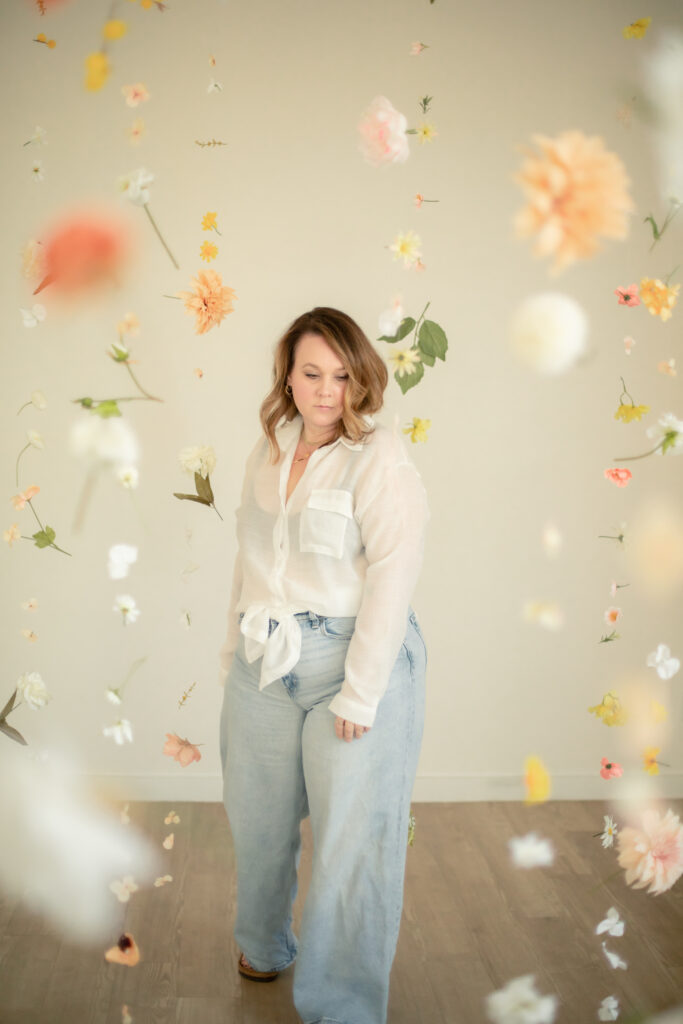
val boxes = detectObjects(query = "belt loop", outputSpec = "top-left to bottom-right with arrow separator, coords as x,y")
308,610 -> 320,628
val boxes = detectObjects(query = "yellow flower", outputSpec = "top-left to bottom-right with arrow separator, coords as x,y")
643,746 -> 660,775
650,700 -> 668,723
623,17 -> 652,39
614,403 -> 650,423
200,241 -> 218,262
389,230 -> 422,268
640,278 -> 679,322
202,211 -> 218,231
588,691 -> 628,726
103,20 -> 128,40
403,418 -> 431,443
388,348 -> 421,378
85,51 -> 110,92
524,755 -> 551,804
416,122 -> 438,144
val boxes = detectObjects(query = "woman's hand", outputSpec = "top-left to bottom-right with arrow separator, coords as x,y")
334,716 -> 371,743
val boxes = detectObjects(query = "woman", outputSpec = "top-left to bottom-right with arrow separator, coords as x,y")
218,307 -> 429,1024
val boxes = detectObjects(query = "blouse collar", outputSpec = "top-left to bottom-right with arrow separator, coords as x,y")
276,413 -> 373,452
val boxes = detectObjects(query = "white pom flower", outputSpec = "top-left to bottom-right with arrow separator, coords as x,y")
107,544 -> 138,580
510,292 -> 589,375
16,671 -> 51,710
70,416 -> 139,469
178,445 -> 216,479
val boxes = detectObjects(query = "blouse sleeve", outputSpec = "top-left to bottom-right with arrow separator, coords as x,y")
327,452 -> 429,727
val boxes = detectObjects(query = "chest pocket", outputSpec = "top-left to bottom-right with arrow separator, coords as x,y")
300,488 -> 354,559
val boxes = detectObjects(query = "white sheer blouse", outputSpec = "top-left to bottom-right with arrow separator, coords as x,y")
217,412 -> 430,727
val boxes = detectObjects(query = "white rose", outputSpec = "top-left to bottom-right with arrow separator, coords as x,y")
178,445 -> 216,479
16,671 -> 51,710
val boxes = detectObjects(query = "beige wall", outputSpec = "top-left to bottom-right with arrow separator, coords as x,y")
2,0 -> 682,801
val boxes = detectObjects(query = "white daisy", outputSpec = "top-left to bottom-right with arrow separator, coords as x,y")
113,595 -> 140,625
647,643 -> 680,679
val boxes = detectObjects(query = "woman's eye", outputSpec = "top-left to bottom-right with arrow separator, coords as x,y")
305,374 -> 318,379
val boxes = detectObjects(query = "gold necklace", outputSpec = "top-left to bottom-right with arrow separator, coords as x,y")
292,436 -> 331,463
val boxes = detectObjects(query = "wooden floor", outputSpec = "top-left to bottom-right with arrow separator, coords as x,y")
0,800 -> 681,1023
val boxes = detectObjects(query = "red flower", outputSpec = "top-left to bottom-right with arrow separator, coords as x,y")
33,208 -> 132,296
600,757 -> 623,779
615,284 -> 640,306
604,467 -> 632,487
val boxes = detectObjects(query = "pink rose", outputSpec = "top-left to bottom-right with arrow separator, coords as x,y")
357,96 -> 410,168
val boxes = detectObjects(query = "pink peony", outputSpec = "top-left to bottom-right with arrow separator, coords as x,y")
357,96 -> 410,167
163,732 -> 202,766
617,808 -> 683,895
604,467 -> 632,487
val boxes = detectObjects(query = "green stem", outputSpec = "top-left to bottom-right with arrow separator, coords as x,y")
212,503 -> 224,521
15,444 -> 29,487
49,542 -> 72,556
26,499 -> 43,531
664,264 -> 680,287
619,377 -> 634,405
143,204 -> 179,270
16,402 -> 30,415
412,301 -> 431,345
124,363 -> 163,402
163,295 -> 182,299
614,441 -> 663,462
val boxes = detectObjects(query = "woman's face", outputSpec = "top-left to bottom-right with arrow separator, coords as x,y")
287,332 -> 349,435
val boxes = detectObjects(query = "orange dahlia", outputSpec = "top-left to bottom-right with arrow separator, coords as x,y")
177,269 -> 236,334
514,131 -> 634,273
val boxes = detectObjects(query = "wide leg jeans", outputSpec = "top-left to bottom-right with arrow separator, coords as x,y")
218,607 -> 427,1024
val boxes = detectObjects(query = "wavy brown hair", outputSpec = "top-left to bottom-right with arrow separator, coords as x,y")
260,307 -> 388,463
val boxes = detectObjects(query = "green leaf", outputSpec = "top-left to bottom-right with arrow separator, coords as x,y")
661,431 -> 678,454
32,526 -> 56,549
92,400 -> 121,418
195,472 -> 214,503
643,214 -> 660,241
378,317 -> 416,343
173,493 -> 212,506
75,397 -> 94,408
0,719 -> 28,745
395,361 -> 424,395
418,348 -> 435,367
418,319 -> 448,361
0,688 -> 18,721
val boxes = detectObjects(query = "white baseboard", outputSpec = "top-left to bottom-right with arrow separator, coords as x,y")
85,772 -> 683,803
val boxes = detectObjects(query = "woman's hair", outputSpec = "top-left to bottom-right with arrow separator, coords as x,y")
259,307 -> 388,463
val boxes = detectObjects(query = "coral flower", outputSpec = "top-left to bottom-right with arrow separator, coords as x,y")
104,933 -> 140,966
640,278 -> 679,322
604,467 -> 632,487
600,757 -> 623,779
177,269 -> 236,334
615,284 -> 640,306
617,808 -> 683,894
33,210 -> 131,296
604,606 -> 621,625
524,755 -> 551,803
163,732 -> 202,766
514,131 -> 634,273
11,485 -> 40,510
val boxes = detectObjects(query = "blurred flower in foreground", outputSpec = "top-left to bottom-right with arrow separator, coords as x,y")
154,875 -> 173,887
70,415 -> 139,469
513,131 -> 633,273
524,756 -> 551,804
162,833 -> 174,849
647,643 -> 680,679
129,118 -> 145,144
164,810 -> 180,824
623,17 -> 651,39
357,96 -> 410,167
485,974 -> 557,1024
107,544 -> 138,580
508,833 -> 555,868
377,296 -> 404,337
640,278 -> 679,322
641,31 -> 683,200
109,875 -> 138,902
522,600 -> 564,630
177,269 -> 236,334
85,52 -> 111,92
32,208 -> 132,297
617,808 -> 683,893
542,523 -> 563,557
0,742 -> 159,941
163,732 -> 202,766
510,293 -> 588,374
625,498 -> 683,599
588,692 -> 628,727
643,746 -> 661,775
103,719 -> 134,744
21,239 -> 46,281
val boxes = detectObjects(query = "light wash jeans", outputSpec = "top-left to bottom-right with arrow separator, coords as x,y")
219,606 -> 427,1024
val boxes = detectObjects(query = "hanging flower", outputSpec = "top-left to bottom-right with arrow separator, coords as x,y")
409,42 -> 428,56
108,544 -> 138,580
643,746 -> 661,775
177,269 -> 236,334
11,486 -> 40,510
16,671 -> 51,709
389,230 -> 422,268
164,810 -> 180,824
103,20 -> 128,40
199,241 -> 218,262
415,122 -> 438,144
617,808 -> 683,895
201,211 -> 221,234
162,833 -> 174,849
84,52 -> 110,92
513,131 -> 633,273
129,118 -> 145,144
615,403 -> 649,422
163,732 -> 202,766
485,974 -> 558,1024
178,445 -> 216,479
20,305 -> 47,328
31,160 -> 44,183
21,630 -> 38,643
623,17 -> 651,39
116,466 -> 139,489
118,167 -> 154,206
403,418 -> 431,443
154,875 -> 173,887
524,756 -> 551,803
522,601 -> 564,630
109,876 -> 139,902
121,83 -> 150,108
604,467 -> 632,487
615,284 -> 640,306
623,335 -> 636,354
599,815 -> 618,848
378,296 -> 404,337
658,358 -> 676,376
357,96 -> 410,167
651,700 -> 668,723
646,413 -> 683,455
388,348 -> 421,377
113,595 -> 140,625
102,719 -> 134,744
508,833 -> 555,868
588,692 -> 628,727
646,643 -> 680,679
640,278 -> 679,321
603,606 -> 621,625
4,524 -> 21,546
600,758 -> 623,780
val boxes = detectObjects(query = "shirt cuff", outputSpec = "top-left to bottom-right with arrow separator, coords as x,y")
328,691 -> 377,728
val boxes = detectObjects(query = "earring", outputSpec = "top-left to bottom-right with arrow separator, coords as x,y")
285,383 -> 292,395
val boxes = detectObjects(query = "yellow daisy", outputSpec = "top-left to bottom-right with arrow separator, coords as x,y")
416,122 -> 438,144
403,418 -> 431,443
200,241 -> 218,262
388,348 -> 421,378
